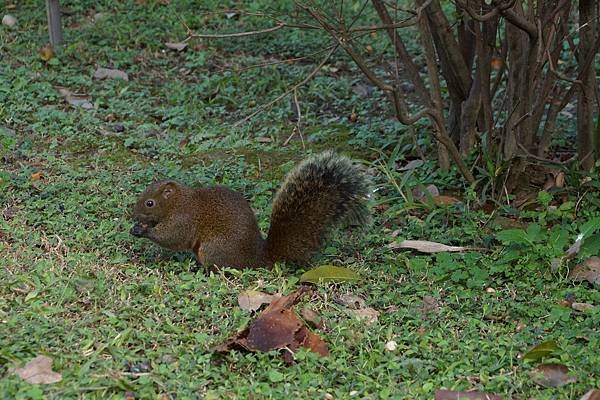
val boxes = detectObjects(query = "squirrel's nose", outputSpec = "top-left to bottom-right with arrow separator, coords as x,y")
130,224 -> 145,237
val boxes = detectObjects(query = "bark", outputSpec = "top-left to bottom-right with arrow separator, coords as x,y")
577,0 -> 597,170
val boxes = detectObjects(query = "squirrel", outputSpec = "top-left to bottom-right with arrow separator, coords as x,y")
130,151 -> 370,269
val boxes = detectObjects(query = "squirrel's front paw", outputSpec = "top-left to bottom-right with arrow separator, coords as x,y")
130,223 -> 149,237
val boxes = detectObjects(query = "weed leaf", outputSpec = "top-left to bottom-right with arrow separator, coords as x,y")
300,265 -> 361,284
522,340 -> 560,361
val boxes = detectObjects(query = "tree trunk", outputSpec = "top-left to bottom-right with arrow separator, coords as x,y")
577,0 -> 597,170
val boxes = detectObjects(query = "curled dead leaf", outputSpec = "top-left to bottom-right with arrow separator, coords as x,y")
349,307 -> 379,325
13,356 -> 62,384
389,240 -> 470,253
435,389 -> 502,400
335,293 -> 366,309
530,364 -> 576,387
57,87 -> 93,109
571,302 -> 594,312
580,389 -> 600,400
570,257 -> 600,285
384,340 -> 397,351
2,14 -> 17,27
165,42 -> 188,51
214,286 -> 327,364
237,290 -> 279,312
301,307 -> 325,330
419,295 -> 440,316
93,67 -> 129,81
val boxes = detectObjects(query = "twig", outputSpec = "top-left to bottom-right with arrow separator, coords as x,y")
235,44 -> 336,72
187,23 -> 285,40
284,89 -> 306,148
233,44 -> 339,128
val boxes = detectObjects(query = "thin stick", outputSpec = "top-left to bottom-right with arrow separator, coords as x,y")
187,23 -> 285,40
233,44 -> 339,128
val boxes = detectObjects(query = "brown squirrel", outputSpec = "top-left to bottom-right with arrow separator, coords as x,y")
130,151 -> 370,269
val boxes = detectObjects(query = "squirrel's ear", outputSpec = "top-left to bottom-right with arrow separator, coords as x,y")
161,181 -> 177,199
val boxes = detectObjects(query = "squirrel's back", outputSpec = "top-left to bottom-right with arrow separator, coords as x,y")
264,151 -> 370,264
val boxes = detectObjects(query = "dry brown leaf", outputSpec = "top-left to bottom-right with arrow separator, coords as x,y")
39,45 -> 55,62
2,14 -> 17,27
214,286 -> 328,364
389,240 -> 469,253
435,389 -> 502,400
165,42 -> 188,51
93,67 -> 129,81
399,159 -> 424,171
571,302 -> 595,312
57,87 -> 93,109
419,295 -> 440,316
432,195 -> 461,206
412,184 -> 439,200
301,307 -> 325,330
30,171 -> 44,181
2,206 -> 19,220
530,364 -> 577,387
335,293 -> 366,309
237,290 -> 279,312
349,307 -> 379,325
580,389 -> 600,400
384,340 -> 397,351
570,257 -> 600,285
13,356 -> 62,384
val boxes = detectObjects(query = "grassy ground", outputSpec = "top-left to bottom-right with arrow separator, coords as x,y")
1,1 -> 599,399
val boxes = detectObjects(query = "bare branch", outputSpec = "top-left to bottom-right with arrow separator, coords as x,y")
233,44 -> 340,128
187,23 -> 285,39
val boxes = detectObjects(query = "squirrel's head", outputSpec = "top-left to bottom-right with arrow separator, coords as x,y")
130,180 -> 180,237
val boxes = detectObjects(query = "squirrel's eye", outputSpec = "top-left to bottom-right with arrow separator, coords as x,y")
145,199 -> 155,208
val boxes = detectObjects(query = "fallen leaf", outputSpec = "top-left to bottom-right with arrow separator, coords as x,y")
57,87 -> 93,109
412,184 -> 439,199
300,265 -> 361,284
389,240 -> 470,253
399,159 -> 424,171
434,390 -> 502,400
571,302 -> 594,312
570,257 -> 600,285
580,389 -> 600,400
2,14 -> 17,27
39,45 -> 55,62
93,67 -> 129,81
432,195 -> 461,206
238,290 -> 279,312
530,364 -> 576,387
3,206 -> 19,220
214,286 -> 327,364
349,307 -> 379,325
335,293 -> 366,309
352,82 -> 375,97
30,171 -> 44,181
522,340 -> 559,361
13,356 -> 62,384
301,307 -> 325,330
165,42 -> 188,51
384,340 -> 397,351
419,295 -> 440,316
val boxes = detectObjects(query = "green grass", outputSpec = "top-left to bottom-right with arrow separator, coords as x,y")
1,1 -> 599,399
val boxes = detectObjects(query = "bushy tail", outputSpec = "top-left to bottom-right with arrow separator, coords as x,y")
265,151 -> 370,265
